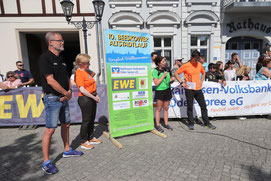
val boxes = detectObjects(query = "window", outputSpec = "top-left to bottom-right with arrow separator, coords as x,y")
153,37 -> 173,68
190,35 -> 209,62
231,42 -> 238,50
253,42 -> 259,50
244,42 -> 251,50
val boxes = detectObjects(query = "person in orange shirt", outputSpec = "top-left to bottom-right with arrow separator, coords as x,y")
75,54 -> 102,150
174,50 -> 216,130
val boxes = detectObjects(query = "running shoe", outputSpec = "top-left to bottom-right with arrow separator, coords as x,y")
156,125 -> 164,133
89,137 -> 102,145
81,141 -> 94,150
42,160 -> 58,175
165,124 -> 173,131
205,124 -> 216,130
63,147 -> 84,158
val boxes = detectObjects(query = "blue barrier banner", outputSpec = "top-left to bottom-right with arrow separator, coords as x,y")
0,85 -> 108,126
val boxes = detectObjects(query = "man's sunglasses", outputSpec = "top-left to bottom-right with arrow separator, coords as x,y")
51,40 -> 64,43
17,64 -> 23,66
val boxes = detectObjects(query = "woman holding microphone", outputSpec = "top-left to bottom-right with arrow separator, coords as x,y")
75,54 -> 102,150
152,56 -> 175,133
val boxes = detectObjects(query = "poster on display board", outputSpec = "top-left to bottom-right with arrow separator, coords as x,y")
104,29 -> 154,138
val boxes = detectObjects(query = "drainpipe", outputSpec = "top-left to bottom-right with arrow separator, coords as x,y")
98,21 -> 106,84
95,16 -> 101,84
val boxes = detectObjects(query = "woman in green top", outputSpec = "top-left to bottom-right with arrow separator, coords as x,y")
152,56 -> 175,133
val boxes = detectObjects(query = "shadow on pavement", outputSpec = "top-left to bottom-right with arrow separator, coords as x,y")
53,116 -> 108,165
0,133 -> 56,181
176,119 -> 271,152
94,115 -> 109,138
242,164 -> 271,181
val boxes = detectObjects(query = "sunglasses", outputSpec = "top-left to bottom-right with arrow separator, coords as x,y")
17,64 -> 23,66
51,40 -> 64,43
7,75 -> 14,78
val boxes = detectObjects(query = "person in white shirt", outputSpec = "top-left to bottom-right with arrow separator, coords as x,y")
224,60 -> 236,81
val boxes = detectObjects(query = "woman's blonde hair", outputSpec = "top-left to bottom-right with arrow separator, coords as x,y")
236,65 -> 251,76
75,54 -> 91,65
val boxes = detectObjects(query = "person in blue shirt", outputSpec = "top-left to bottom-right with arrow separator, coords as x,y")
14,61 -> 34,86
255,58 -> 271,80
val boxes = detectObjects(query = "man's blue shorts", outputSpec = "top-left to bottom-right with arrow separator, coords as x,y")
43,94 -> 71,128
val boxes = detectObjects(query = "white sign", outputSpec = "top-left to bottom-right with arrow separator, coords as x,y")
132,91 -> 148,99
111,66 -> 147,77
112,92 -> 130,101
133,99 -> 149,108
153,81 -> 271,117
113,101 -> 130,110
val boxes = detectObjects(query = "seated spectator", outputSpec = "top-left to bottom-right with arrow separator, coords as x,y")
255,58 -> 271,80
230,53 -> 243,70
171,56 -> 183,76
199,55 -> 208,73
256,55 -> 266,73
0,72 -> 7,90
261,43 -> 271,57
236,65 -> 251,81
215,61 -> 226,86
2,71 -> 22,90
0,72 -> 4,82
14,61 -> 34,86
205,63 -> 217,82
224,60 -> 237,81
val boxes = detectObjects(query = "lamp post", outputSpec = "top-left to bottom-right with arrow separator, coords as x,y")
60,0 -> 105,54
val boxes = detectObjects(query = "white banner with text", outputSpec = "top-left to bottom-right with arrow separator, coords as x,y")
166,80 -> 271,117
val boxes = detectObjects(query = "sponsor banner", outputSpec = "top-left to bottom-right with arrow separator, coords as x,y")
0,85 -> 108,126
165,81 -> 271,118
133,99 -> 149,108
113,101 -> 130,110
111,66 -> 148,77
132,91 -> 148,99
112,92 -> 130,101
105,29 -> 154,138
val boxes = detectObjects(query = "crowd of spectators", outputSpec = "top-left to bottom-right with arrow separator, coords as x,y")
0,61 -> 34,91
202,42 -> 271,83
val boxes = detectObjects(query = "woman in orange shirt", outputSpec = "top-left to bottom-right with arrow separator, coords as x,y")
75,54 -> 102,150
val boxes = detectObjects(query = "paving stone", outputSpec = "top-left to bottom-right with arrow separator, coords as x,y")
1,118 -> 271,180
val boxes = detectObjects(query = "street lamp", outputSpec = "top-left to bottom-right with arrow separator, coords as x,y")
60,0 -> 105,54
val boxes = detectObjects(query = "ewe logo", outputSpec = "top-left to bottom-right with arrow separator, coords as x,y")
111,67 -> 120,74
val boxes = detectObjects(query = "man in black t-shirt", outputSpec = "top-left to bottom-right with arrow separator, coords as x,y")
39,32 -> 83,175
14,61 -> 34,86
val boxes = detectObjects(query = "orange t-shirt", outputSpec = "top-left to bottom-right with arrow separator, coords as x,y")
176,61 -> 205,90
75,69 -> 96,96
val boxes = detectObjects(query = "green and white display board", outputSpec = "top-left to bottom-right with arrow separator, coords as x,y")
104,29 -> 154,138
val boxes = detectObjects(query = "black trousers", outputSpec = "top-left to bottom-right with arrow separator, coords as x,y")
78,96 -> 97,143
185,89 -> 210,126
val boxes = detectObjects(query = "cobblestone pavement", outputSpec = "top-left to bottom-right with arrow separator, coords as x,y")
0,117 -> 271,181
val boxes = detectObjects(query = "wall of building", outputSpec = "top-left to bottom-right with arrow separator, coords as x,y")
0,0 -> 99,83
102,0 -> 221,65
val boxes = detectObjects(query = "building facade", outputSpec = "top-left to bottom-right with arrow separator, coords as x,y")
1,0 -> 271,84
0,0 -> 99,85
103,0 -> 271,76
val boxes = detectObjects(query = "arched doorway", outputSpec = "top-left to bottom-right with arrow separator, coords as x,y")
225,36 -> 263,77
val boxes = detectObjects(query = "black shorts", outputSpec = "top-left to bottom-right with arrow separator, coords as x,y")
155,88 -> 172,101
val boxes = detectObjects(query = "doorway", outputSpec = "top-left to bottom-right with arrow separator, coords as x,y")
226,36 -> 262,77
19,31 -> 80,86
